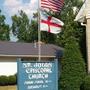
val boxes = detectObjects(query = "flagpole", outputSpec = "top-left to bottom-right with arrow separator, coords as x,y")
38,0 -> 41,61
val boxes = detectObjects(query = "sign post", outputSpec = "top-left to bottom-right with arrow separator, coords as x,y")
17,60 -> 58,90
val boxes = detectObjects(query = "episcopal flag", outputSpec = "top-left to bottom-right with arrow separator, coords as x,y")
41,0 -> 64,12
40,11 -> 64,34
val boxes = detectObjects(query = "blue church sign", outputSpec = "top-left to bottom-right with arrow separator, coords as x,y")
17,60 -> 58,90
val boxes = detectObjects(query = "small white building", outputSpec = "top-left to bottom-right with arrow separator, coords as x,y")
0,41 -> 63,75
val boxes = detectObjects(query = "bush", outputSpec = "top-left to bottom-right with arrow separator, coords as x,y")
0,76 -> 8,86
8,75 -> 16,85
0,74 -> 17,86
81,75 -> 90,90
60,37 -> 86,90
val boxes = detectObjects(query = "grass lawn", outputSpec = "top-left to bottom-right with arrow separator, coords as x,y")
0,85 -> 17,90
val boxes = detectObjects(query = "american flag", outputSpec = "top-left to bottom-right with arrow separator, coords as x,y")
41,0 -> 64,13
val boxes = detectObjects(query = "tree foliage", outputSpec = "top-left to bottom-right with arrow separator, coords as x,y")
56,0 -> 86,90
55,0 -> 84,47
0,10 -> 10,41
11,10 -> 56,43
81,75 -> 90,90
11,10 -> 34,42
60,37 -> 86,90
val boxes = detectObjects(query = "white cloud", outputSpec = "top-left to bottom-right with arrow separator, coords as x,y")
4,0 -> 21,6
3,0 -> 38,17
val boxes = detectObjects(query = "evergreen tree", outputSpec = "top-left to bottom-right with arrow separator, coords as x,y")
60,37 -> 86,90
56,1 -> 86,89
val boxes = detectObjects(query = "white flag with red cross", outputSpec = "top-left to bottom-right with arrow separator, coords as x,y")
40,11 -> 64,34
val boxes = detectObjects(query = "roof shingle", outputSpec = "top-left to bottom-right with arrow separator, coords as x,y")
0,41 -> 63,58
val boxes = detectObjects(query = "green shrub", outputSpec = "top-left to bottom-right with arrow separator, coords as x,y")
0,76 -> 8,86
0,74 -> 17,86
81,75 -> 90,90
8,75 -> 16,85
60,37 -> 86,90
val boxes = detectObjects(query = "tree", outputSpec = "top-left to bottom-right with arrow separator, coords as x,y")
55,0 -> 84,47
60,37 -> 86,90
55,0 -> 87,90
82,75 -> 90,90
12,10 -> 34,42
0,10 -> 10,41
11,10 -> 56,43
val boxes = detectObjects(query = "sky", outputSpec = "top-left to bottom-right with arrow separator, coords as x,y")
0,0 -> 38,24
0,0 -> 38,76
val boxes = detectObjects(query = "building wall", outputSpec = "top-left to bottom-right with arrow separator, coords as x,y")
0,57 -> 17,76
0,57 -> 17,62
